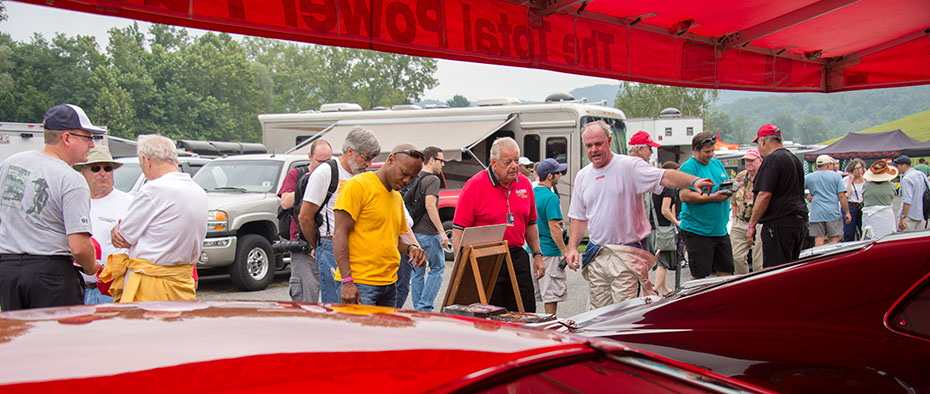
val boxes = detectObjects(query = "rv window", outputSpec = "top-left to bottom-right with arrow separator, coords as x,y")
580,117 -> 626,155
483,130 -> 515,163
665,127 -> 673,136
296,135 -> 313,147
687,127 -> 694,136
546,137 -> 567,164
524,134 -> 540,162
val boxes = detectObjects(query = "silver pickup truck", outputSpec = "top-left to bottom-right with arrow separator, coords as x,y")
193,154 -> 309,290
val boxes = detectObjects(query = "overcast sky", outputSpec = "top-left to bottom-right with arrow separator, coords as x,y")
1,2 -> 617,102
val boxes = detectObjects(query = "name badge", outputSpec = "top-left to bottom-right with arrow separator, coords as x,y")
506,213 -> 515,226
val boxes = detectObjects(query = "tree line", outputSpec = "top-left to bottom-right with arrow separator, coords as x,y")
0,22 -> 437,142
613,81 -> 843,145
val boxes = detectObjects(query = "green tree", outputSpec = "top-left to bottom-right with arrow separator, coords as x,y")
797,114 -> 830,144
705,111 -> 750,144
614,81 -> 719,118
773,114 -> 796,142
447,95 -> 470,107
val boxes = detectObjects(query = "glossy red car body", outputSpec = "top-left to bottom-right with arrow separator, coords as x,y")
0,301 -> 774,394
550,232 -> 930,394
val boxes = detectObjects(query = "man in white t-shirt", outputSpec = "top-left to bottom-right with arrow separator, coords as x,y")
298,126 -> 381,304
106,135 -> 208,302
74,146 -> 132,304
566,121 -> 713,309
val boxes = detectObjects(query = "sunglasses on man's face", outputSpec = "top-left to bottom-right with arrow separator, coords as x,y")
395,149 -> 424,160
89,165 -> 113,173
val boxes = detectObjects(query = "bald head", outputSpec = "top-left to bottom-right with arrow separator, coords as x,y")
381,143 -> 423,191
391,143 -> 417,155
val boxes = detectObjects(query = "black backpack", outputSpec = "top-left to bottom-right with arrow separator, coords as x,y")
401,172 -> 435,225
297,158 -> 339,242
922,177 -> 930,221
276,165 -> 309,239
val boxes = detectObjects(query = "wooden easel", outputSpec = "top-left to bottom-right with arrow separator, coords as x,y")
441,240 -> 524,312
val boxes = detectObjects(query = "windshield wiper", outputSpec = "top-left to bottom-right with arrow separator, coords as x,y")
212,186 -> 248,192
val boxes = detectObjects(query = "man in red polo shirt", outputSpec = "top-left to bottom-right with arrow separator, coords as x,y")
452,137 -> 545,313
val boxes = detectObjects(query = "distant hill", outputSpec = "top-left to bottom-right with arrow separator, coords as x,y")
712,85 -> 930,140
821,108 -> 930,145
570,84 -> 618,106
569,84 -> 785,108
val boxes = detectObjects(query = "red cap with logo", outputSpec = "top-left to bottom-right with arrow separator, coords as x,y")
629,130 -> 661,147
753,124 -> 781,143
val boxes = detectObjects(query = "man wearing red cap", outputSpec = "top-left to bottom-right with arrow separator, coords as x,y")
628,131 -> 661,162
747,124 -> 809,268
730,149 -> 764,274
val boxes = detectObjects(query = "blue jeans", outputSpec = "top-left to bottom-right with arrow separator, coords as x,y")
356,282 -> 397,307
843,203 -> 863,242
410,233 -> 445,311
317,238 -> 342,303
395,255 -> 413,308
84,287 -> 114,304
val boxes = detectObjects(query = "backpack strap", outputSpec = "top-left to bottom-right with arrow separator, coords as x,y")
320,159 -> 340,234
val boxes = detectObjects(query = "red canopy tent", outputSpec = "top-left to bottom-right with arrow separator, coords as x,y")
13,0 -> 930,93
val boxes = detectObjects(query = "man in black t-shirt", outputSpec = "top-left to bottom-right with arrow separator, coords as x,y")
747,124 -> 809,268
398,146 -> 448,311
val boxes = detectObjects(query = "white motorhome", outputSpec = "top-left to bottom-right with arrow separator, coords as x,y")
260,97 -> 629,211
261,96 -> 628,259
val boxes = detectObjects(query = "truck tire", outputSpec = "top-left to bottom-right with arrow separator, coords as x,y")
442,220 -> 454,261
229,234 -> 275,291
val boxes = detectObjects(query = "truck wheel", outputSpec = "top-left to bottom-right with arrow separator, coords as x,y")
443,220 -> 454,261
229,234 -> 275,291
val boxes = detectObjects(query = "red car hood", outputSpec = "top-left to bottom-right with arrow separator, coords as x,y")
0,301 -> 773,394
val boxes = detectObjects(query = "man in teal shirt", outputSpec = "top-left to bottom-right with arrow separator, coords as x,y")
532,158 -> 570,315
679,132 -> 734,279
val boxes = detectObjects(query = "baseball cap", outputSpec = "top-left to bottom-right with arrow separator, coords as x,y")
894,155 -> 912,165
43,104 -> 106,134
752,123 -> 780,143
816,155 -> 835,166
629,130 -> 660,147
536,158 -> 567,179
743,148 -> 761,161
518,157 -> 533,166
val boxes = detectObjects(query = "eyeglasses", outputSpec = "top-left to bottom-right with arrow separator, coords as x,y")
69,132 -> 95,141
89,165 -> 113,173
394,149 -> 423,160
360,153 -> 377,162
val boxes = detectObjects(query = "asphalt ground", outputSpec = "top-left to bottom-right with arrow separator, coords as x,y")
197,257 -> 695,319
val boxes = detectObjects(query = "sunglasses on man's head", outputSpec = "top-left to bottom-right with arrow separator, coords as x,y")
395,149 -> 424,160
90,165 -> 113,173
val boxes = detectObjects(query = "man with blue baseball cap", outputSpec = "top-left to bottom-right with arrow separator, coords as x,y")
0,103 -> 105,310
532,158 -> 570,314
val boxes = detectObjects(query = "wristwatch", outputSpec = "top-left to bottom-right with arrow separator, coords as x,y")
532,251 -> 543,258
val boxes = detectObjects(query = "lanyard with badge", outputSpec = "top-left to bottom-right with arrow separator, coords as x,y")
503,185 -> 515,226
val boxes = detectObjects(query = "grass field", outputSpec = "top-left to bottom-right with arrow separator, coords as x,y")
821,108 -> 930,145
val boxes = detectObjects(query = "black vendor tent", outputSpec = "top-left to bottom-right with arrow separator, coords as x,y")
804,130 -> 930,161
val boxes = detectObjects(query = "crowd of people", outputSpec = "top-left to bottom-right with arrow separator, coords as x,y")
2,103 -> 927,314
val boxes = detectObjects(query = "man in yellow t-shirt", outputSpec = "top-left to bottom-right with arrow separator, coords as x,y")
333,144 -> 428,306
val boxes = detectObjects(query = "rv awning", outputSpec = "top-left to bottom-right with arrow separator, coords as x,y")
17,0 -> 930,93
290,114 -> 514,161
